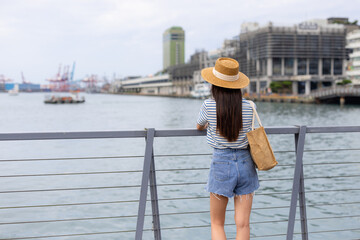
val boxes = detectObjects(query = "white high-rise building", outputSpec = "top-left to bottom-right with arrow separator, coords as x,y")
346,30 -> 360,86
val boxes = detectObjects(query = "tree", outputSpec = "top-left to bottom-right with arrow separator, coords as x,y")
270,81 -> 293,93
336,79 -> 352,85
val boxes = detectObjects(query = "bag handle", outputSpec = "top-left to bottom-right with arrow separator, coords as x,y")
248,100 -> 262,130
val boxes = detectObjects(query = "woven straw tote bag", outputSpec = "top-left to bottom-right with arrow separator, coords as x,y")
246,101 -> 278,171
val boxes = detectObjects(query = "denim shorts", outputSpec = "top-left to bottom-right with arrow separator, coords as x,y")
206,148 -> 260,198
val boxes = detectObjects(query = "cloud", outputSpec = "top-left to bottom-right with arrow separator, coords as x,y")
93,1 -> 163,32
0,0 -> 359,83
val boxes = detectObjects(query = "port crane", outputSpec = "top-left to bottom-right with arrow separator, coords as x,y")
0,74 -> 13,84
47,62 -> 76,92
21,72 -> 28,84
81,74 -> 103,93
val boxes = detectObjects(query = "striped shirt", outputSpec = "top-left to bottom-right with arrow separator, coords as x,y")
197,98 -> 256,149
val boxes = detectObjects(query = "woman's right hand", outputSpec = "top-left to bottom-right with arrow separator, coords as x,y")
197,123 -> 208,131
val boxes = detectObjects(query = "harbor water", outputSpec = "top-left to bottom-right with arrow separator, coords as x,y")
0,93 -> 359,239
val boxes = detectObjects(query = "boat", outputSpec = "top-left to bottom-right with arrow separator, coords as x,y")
44,93 -> 85,104
191,83 -> 211,98
8,84 -> 19,96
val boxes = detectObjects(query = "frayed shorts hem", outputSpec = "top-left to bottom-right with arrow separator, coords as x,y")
205,184 -> 259,199
206,191 -> 257,199
207,190 -> 233,199
234,184 -> 260,197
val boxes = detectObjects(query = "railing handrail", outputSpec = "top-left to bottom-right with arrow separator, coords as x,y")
1,125 -> 359,141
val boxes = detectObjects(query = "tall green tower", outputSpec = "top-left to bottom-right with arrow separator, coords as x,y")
163,26 -> 185,70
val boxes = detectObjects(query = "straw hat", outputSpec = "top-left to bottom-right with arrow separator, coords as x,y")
201,57 -> 249,89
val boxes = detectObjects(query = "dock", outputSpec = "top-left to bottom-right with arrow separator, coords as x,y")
246,86 -> 360,105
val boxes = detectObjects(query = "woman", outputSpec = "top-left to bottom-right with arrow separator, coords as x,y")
197,57 -> 259,240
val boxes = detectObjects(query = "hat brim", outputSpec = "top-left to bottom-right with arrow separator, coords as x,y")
201,67 -> 249,89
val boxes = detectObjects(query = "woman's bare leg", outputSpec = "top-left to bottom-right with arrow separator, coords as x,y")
234,194 -> 253,240
210,193 -> 228,240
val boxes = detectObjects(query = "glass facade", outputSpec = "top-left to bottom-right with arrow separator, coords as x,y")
322,58 -> 331,75
260,81 -> 267,89
334,58 -> 342,75
311,81 -> 318,91
298,81 -> 305,94
273,58 -> 281,76
285,58 -> 294,75
260,60 -> 267,76
298,58 -> 307,75
322,81 -> 332,87
171,33 -> 184,40
309,59 -> 318,75
250,82 -> 257,93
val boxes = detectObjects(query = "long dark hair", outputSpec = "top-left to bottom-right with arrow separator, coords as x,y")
211,84 -> 243,142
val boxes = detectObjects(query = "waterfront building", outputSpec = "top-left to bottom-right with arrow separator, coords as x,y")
163,27 -> 185,70
116,74 -> 174,95
110,76 -> 141,93
233,19 -> 347,95
167,51 -> 203,96
346,30 -> 360,86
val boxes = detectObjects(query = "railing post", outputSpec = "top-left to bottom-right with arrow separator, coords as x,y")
135,128 -> 155,240
149,141 -> 161,239
294,127 -> 309,240
299,166 -> 308,240
286,125 -> 308,240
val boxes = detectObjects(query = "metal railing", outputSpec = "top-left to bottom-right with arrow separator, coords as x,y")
0,126 -> 360,240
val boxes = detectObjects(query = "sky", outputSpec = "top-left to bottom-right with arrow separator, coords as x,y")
0,0 -> 359,84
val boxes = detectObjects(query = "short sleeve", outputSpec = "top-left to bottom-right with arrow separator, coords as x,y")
197,101 -> 208,126
248,100 -> 256,110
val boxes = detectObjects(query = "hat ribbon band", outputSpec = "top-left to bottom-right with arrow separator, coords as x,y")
212,68 -> 239,82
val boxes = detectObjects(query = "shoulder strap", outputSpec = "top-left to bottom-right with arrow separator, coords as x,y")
248,100 -> 262,130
